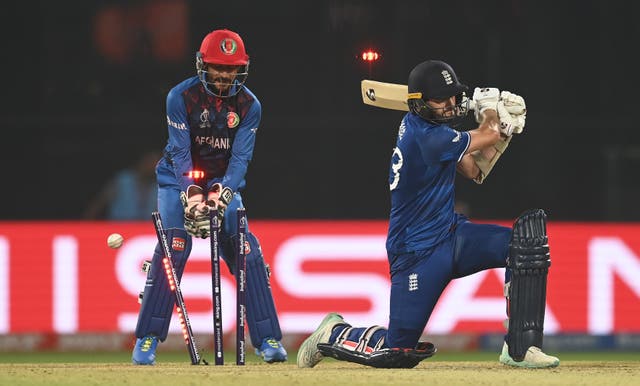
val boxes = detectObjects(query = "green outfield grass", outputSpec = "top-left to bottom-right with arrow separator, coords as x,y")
0,350 -> 639,363
1,351 -> 638,386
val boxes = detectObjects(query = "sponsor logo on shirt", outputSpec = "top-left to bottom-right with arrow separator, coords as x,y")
167,115 -> 188,130
194,136 -> 231,149
398,120 -> 406,140
452,131 -> 461,142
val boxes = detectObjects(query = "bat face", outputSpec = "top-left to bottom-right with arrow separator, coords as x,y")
361,79 -> 478,113
361,80 -> 409,111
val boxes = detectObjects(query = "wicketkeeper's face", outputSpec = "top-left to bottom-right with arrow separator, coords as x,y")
205,64 -> 241,92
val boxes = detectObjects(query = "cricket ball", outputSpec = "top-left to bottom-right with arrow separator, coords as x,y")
107,233 -> 124,249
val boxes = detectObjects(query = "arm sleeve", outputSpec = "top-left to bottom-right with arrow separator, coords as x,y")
164,88 -> 195,191
221,99 -> 261,191
417,125 -> 470,164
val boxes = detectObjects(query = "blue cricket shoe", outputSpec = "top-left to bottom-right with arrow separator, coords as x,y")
255,338 -> 287,363
132,336 -> 158,365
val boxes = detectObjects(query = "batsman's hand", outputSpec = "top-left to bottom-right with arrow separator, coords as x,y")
206,183 -> 234,223
472,87 -> 500,122
497,101 -> 526,136
500,90 -> 526,116
181,185 -> 211,238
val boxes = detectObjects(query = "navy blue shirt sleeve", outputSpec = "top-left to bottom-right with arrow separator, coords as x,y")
417,125 -> 470,164
164,87 -> 195,191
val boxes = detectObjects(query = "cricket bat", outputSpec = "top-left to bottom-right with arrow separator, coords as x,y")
361,80 -> 410,111
361,79 -> 479,112
361,79 -> 510,184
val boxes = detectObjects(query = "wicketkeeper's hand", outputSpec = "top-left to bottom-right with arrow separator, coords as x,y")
472,87 -> 500,123
206,183 -> 234,223
181,185 -> 211,238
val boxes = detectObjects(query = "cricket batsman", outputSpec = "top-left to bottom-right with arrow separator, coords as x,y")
297,60 -> 559,369
132,29 -> 287,364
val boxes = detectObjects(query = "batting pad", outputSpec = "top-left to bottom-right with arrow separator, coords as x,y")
506,209 -> 550,361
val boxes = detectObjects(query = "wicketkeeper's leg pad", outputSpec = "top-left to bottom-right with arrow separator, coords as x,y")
506,209 -> 551,361
135,229 -> 192,341
223,232 -> 283,347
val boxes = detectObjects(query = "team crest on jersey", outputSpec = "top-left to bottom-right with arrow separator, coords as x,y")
244,240 -> 251,255
227,111 -> 240,128
408,273 -> 418,291
199,108 -> 211,128
172,237 -> 186,251
220,38 -> 237,55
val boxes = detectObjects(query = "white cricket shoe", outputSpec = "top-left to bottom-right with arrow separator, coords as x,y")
297,312 -> 346,368
499,342 -> 560,368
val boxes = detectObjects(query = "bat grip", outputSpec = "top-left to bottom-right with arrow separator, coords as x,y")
465,97 -> 477,111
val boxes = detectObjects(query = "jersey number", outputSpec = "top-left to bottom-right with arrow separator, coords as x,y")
389,147 -> 403,191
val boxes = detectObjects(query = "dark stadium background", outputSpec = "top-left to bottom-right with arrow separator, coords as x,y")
2,0 -> 638,221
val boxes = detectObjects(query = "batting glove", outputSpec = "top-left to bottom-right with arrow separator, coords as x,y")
497,101 -> 526,136
472,87 -> 500,123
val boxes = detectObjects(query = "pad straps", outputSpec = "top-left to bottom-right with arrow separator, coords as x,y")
336,325 -> 386,354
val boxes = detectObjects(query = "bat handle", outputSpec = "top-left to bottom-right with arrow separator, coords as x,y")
464,97 -> 477,111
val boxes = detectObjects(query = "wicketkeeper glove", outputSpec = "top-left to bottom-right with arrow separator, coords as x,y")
180,185 -> 211,239
206,183 -> 234,222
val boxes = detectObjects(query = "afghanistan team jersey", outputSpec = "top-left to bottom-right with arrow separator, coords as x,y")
386,113 -> 471,255
159,76 -> 260,192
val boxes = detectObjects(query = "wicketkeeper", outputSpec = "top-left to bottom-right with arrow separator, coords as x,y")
297,60 -> 559,369
132,29 -> 287,365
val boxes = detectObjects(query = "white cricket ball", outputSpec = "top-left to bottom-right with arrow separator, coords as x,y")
107,233 -> 124,249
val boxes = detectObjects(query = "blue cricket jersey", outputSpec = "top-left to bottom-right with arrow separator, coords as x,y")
386,113 -> 470,254
158,76 -> 260,192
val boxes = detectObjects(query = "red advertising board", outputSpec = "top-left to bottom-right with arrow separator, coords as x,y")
0,220 -> 638,335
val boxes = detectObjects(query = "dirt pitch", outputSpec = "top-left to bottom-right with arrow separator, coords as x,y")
1,358 -> 638,386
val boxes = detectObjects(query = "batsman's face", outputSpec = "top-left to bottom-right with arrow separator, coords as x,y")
206,64 -> 241,92
426,96 -> 457,119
